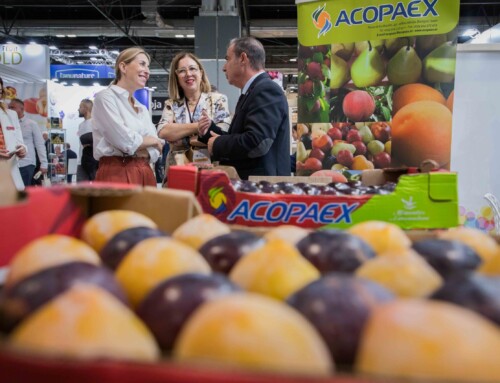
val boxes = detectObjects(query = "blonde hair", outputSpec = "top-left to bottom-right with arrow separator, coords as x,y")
168,52 -> 211,101
112,47 -> 151,85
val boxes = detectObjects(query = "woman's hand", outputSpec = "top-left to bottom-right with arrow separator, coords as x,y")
15,145 -> 26,159
198,109 -> 212,137
0,149 -> 11,159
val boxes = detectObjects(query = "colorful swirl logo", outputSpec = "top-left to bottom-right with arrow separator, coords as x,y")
208,186 -> 227,214
312,4 -> 332,38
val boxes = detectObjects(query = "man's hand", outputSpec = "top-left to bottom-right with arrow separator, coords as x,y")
40,167 -> 48,175
198,109 -> 211,137
207,131 -> 219,155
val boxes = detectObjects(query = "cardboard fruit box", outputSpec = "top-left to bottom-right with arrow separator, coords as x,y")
0,163 -> 393,383
167,165 -> 459,230
0,162 -> 202,269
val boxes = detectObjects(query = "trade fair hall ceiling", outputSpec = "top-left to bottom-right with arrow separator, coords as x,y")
1,0 -> 499,92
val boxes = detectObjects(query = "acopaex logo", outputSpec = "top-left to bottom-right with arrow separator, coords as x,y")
312,3 -> 332,38
208,186 -> 227,214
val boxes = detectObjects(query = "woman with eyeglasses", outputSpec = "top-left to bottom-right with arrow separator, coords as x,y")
157,52 -> 231,178
0,76 -> 27,190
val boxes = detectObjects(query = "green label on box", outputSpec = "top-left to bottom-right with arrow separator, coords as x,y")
323,173 -> 459,230
297,0 -> 460,46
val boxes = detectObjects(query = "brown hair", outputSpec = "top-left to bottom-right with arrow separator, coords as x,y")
168,52 -> 211,101
112,47 -> 151,85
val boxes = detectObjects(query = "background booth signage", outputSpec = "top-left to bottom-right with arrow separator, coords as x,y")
1,44 -> 50,79
50,65 -> 115,79
297,0 -> 460,46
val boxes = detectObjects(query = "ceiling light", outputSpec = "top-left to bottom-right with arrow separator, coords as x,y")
77,61 -> 84,64
187,34 -> 195,38
56,34 -> 65,38
90,57 -> 98,61
75,50 -> 82,53
289,58 -> 297,62
89,45 -> 98,50
49,45 -> 58,50
175,34 -> 185,38
67,34 -> 77,38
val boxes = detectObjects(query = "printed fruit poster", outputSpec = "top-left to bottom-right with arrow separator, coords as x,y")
295,0 -> 460,175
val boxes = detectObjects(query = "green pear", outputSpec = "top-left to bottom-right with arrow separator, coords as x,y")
355,40 -> 384,56
330,55 -> 350,89
387,45 -> 422,85
296,141 -> 308,163
384,37 -> 415,58
416,34 -> 447,58
350,44 -> 385,88
331,42 -> 355,61
423,42 -> 456,83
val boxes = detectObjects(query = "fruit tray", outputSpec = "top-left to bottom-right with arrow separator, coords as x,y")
0,350 -> 393,383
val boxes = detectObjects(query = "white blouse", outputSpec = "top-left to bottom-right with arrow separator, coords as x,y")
92,85 -> 160,163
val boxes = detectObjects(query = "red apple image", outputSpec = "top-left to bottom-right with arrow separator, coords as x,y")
304,157 -> 323,171
346,129 -> 362,143
352,140 -> 367,156
312,134 -> 333,153
327,127 -> 342,141
373,152 -> 391,169
342,90 -> 375,122
309,147 -> 325,162
370,122 -> 391,143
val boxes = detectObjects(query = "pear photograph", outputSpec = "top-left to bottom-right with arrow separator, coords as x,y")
297,30 -> 456,173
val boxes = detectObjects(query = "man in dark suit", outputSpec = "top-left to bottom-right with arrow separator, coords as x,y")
63,142 -> 77,183
198,36 -> 290,180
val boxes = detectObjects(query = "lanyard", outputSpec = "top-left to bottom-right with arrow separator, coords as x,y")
185,96 -> 201,123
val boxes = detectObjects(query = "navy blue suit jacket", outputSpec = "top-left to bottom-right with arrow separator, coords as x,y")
199,73 -> 290,180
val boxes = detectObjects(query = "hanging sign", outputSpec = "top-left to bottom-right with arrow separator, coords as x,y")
50,65 -> 115,80
297,0 -> 460,46
1,44 -> 50,79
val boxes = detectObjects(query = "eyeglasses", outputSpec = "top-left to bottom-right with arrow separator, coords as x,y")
175,66 -> 200,76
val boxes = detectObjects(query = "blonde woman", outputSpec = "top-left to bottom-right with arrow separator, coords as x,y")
157,52 -> 231,176
0,76 -> 27,190
92,47 -> 163,186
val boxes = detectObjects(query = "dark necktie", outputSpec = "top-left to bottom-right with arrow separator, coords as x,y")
234,92 -> 247,114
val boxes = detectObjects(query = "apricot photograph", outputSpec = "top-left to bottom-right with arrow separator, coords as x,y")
391,100 -> 452,169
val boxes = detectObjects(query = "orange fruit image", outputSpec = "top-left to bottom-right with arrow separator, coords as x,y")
391,101 -> 452,169
392,83 -> 446,115
446,90 -> 454,112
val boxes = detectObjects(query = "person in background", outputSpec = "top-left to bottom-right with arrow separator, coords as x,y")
77,99 -> 99,181
198,37 -> 290,179
8,98 -> 48,187
157,52 -> 231,178
63,142 -> 77,183
92,46 -> 163,186
0,77 -> 27,190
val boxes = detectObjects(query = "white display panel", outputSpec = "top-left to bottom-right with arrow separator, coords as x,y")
451,44 -> 500,231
